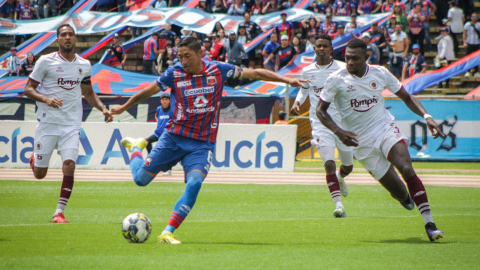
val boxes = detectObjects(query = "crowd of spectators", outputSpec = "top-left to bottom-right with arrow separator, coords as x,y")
4,0 -> 480,86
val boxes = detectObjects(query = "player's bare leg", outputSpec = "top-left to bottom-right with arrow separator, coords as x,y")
30,151 -> 49,179
52,159 -> 75,223
387,141 -> 443,242
33,167 -> 49,180
378,165 -> 413,208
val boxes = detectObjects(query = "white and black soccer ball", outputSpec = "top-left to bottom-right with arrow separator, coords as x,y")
122,213 -> 152,243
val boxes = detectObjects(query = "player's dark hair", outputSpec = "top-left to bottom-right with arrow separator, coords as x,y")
346,38 -> 367,52
316,34 -> 332,46
56,24 -> 75,36
178,36 -> 202,52
278,111 -> 286,120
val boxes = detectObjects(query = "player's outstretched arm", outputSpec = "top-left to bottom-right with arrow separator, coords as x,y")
395,87 -> 445,139
241,68 -> 308,88
316,100 -> 359,147
110,82 -> 161,115
24,78 -> 63,108
81,84 -> 113,123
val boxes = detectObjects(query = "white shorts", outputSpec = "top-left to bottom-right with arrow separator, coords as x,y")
311,120 -> 353,165
354,122 -> 409,180
33,122 -> 80,168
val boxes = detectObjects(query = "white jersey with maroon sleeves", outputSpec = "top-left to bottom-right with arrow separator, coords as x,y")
29,52 -> 92,127
320,64 -> 403,145
301,59 -> 345,125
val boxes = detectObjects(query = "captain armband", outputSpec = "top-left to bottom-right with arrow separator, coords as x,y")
81,76 -> 92,85
234,66 -> 244,79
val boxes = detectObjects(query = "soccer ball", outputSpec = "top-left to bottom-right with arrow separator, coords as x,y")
122,213 -> 152,243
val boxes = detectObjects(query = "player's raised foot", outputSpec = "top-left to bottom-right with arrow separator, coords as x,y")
52,213 -> 69,223
333,206 -> 347,218
157,231 -> 181,244
400,195 -> 415,210
162,170 -> 172,176
337,171 -> 348,197
425,222 -> 443,242
120,137 -> 147,152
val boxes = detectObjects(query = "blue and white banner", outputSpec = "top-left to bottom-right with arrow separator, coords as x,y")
0,0 -> 98,77
0,122 -> 297,172
383,48 -> 480,96
387,100 -> 480,161
0,8 -> 314,35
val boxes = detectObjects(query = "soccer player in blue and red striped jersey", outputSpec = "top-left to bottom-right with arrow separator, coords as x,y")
142,32 -> 159,74
111,36 -> 307,244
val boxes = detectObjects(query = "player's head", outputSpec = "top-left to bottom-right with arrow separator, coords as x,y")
160,92 -> 170,108
315,34 -> 333,61
177,36 -> 203,74
56,24 -> 76,53
345,38 -> 368,74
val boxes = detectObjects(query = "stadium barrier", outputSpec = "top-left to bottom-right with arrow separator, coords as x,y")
0,122 -> 297,172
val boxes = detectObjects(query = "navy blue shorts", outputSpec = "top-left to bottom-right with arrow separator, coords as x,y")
0,3 -> 15,14
142,132 -> 214,180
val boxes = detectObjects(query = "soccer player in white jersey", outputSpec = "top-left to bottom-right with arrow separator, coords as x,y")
317,38 -> 445,242
291,34 -> 353,218
24,24 -> 113,224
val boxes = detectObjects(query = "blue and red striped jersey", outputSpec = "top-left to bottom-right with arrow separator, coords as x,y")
143,37 -> 158,60
156,61 -> 241,143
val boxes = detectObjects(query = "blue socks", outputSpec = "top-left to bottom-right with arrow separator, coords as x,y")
130,147 -> 154,186
164,170 -> 204,233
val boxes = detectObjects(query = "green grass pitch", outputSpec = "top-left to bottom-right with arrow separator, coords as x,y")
0,180 -> 479,269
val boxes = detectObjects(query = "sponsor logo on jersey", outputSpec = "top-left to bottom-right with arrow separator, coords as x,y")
187,106 -> 215,114
207,76 -> 216,86
227,69 -> 234,77
177,80 -> 192,88
347,85 -> 356,92
185,87 -> 215,96
369,80 -> 378,89
313,86 -> 323,96
77,68 -> 83,75
56,67 -> 64,73
36,142 -> 42,150
350,96 -> 379,112
194,96 -> 208,108
158,115 -> 170,119
57,78 -> 80,90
